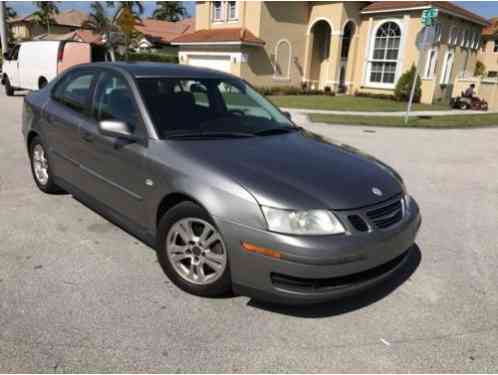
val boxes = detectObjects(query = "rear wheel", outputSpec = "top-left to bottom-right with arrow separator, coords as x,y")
29,136 -> 62,194
4,76 -> 14,96
157,201 -> 232,297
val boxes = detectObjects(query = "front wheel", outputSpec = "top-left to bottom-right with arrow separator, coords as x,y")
157,202 -> 232,297
29,136 -> 62,194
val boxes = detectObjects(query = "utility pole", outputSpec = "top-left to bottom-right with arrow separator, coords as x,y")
0,2 -> 9,53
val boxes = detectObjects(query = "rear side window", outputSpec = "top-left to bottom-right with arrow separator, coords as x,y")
53,71 -> 95,114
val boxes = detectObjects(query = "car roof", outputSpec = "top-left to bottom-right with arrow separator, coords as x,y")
82,62 -> 237,80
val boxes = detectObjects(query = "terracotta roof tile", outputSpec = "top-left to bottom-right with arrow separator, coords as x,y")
361,1 -> 488,25
482,17 -> 498,36
172,27 -> 264,45
134,18 -> 195,45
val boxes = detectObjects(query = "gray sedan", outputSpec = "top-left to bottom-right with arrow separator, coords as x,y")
22,63 -> 421,304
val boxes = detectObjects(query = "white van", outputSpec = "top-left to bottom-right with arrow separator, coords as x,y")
1,41 -> 109,95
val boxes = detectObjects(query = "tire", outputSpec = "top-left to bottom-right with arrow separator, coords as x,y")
29,136 -> 62,194
157,201 -> 232,297
458,101 -> 469,110
4,76 -> 14,96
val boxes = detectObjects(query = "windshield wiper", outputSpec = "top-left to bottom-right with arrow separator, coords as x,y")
165,131 -> 254,140
253,126 -> 302,136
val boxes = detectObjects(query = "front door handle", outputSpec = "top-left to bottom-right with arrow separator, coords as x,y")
81,130 -> 94,142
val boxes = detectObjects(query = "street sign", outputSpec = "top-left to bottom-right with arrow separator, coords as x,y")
421,7 -> 438,26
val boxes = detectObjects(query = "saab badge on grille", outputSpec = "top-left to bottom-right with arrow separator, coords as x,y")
372,187 -> 383,196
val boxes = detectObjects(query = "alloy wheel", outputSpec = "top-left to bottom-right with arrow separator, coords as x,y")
166,218 -> 227,285
32,144 -> 49,186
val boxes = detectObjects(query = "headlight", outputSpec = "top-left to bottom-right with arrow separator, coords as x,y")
261,206 -> 345,235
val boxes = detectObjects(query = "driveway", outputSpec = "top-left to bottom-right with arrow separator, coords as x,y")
1,90 -> 497,372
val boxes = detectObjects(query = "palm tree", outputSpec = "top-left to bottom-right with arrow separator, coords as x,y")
108,1 -> 144,20
82,2 -> 113,33
82,2 -> 117,61
32,1 -> 59,34
152,2 -> 187,22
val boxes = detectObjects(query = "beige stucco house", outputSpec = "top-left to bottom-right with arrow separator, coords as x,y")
173,1 -> 489,105
480,17 -> 498,77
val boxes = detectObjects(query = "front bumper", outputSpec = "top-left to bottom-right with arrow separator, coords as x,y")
217,197 -> 421,304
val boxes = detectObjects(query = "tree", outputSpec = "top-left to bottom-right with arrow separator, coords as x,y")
32,1 -> 59,34
108,1 -> 144,20
152,2 -> 187,22
81,2 -> 117,61
6,5 -> 17,19
107,2 -> 144,61
474,61 -> 486,76
394,65 -> 421,103
82,2 -> 114,34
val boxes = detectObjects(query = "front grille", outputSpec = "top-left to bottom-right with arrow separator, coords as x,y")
366,199 -> 403,229
348,214 -> 369,232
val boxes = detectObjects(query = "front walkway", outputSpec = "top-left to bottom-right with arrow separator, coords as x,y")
282,108 -> 498,117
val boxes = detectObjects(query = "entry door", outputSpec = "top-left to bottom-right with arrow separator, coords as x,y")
78,71 -> 149,227
188,55 -> 231,73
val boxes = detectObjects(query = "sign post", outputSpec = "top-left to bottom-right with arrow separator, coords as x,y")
405,8 -> 438,125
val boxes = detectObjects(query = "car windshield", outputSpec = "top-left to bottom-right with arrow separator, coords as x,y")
136,77 -> 295,139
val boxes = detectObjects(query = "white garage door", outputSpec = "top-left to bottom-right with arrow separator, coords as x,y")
188,55 -> 231,73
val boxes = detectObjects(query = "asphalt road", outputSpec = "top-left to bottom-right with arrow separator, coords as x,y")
1,90 -> 497,372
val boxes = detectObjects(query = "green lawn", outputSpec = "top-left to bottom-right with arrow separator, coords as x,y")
268,95 -> 449,112
309,113 -> 498,128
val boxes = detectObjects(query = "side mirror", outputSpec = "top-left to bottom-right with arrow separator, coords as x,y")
282,111 -> 292,120
98,120 -> 139,141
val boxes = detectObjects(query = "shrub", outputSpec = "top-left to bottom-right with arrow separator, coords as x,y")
254,85 -> 336,96
394,65 -> 421,102
116,52 -> 178,64
474,61 -> 486,76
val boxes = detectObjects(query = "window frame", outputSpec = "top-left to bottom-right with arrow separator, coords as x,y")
272,39 -> 292,81
366,20 -> 403,88
212,1 -> 225,23
227,1 -> 238,22
91,70 -> 147,139
440,49 -> 455,84
51,69 -> 98,116
424,47 -> 438,79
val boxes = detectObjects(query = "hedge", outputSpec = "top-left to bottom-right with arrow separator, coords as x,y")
116,52 -> 178,64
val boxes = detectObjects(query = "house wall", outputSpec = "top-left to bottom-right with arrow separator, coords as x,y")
480,39 -> 498,76
352,11 -> 482,103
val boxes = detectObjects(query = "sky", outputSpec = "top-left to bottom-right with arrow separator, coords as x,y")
6,1 -> 498,20
7,1 -> 197,19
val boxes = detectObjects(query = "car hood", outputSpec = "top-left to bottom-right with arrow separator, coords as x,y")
169,131 -> 404,210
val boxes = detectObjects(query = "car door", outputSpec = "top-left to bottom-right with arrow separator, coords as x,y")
78,70 -> 149,227
44,69 -> 98,190
4,45 -> 21,87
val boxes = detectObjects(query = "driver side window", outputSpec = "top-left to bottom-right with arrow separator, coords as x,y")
93,72 -> 144,136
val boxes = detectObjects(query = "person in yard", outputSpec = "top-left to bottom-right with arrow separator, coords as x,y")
463,83 -> 476,98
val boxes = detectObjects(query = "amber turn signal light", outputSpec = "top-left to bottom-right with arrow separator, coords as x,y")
241,241 -> 281,259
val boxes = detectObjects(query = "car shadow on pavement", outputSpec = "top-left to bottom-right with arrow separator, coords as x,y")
246,244 -> 421,318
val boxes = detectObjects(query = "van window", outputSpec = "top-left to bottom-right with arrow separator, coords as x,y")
53,71 -> 96,114
93,72 -> 144,136
8,45 -> 20,61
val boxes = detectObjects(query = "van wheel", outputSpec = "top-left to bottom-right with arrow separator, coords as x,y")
157,201 -> 232,297
4,76 -> 14,96
38,77 -> 48,90
29,136 -> 62,194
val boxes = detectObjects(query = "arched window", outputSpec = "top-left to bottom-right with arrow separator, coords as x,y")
369,21 -> 401,85
273,39 -> 291,80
